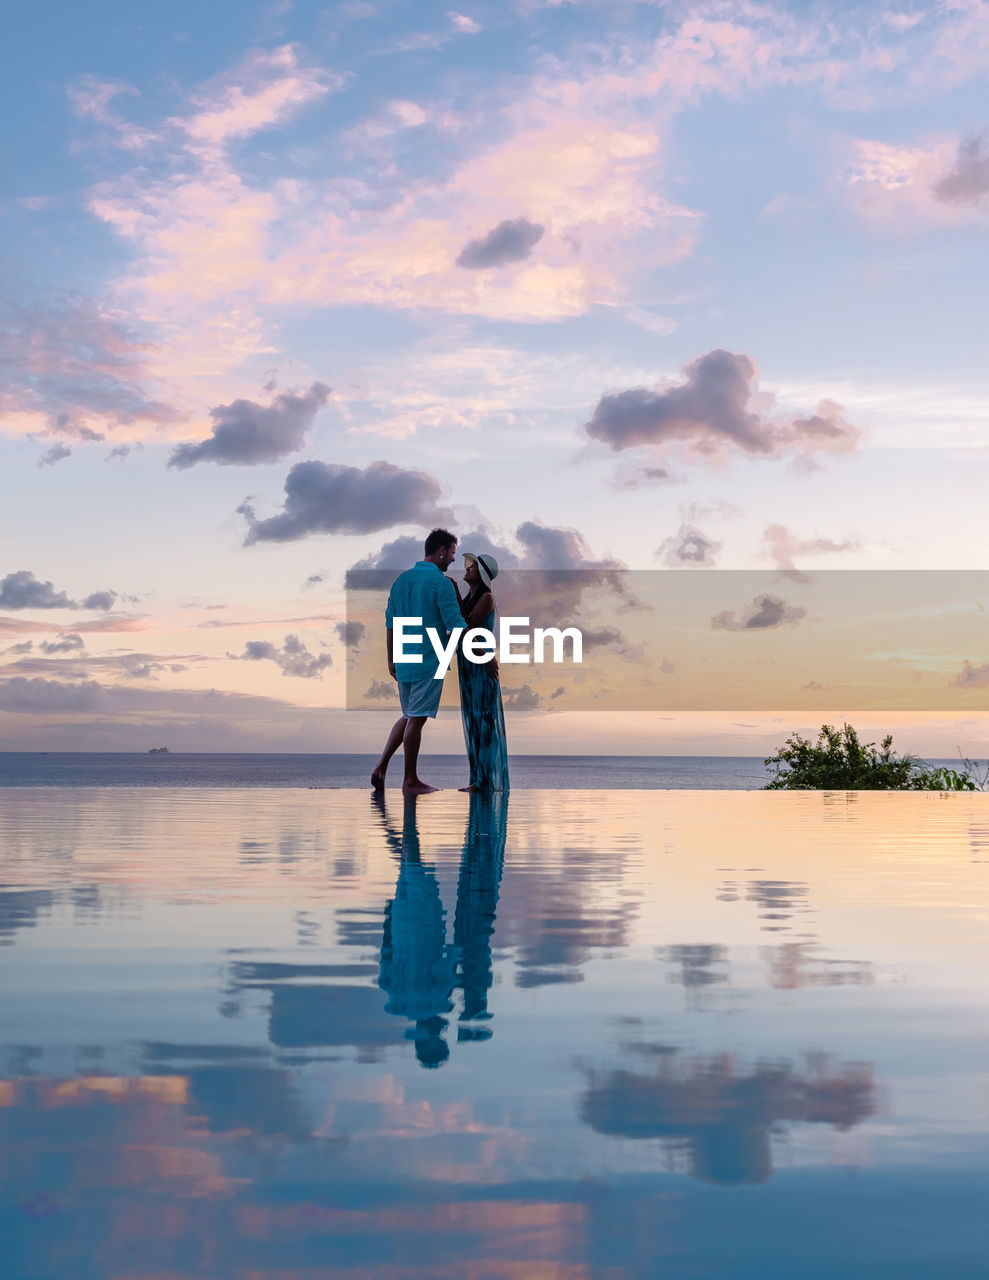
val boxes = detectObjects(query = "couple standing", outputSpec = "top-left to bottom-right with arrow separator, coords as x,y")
370,528 -> 510,796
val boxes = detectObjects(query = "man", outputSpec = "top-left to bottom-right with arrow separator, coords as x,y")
371,528 -> 463,796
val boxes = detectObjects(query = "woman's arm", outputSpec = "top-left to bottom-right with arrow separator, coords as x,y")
464,589 -> 493,631
464,591 -> 499,677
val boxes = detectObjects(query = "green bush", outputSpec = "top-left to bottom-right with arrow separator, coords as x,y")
764,723 -> 979,791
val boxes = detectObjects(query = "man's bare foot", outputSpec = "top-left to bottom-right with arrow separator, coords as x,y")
458,784 -> 481,793
370,768 -> 386,790
403,780 -> 439,796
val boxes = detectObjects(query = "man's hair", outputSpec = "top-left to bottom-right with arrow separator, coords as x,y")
424,528 -> 457,556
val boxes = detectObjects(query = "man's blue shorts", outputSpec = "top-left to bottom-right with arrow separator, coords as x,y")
398,675 -> 444,719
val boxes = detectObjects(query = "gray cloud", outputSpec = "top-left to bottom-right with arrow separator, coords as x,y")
168,383 -> 331,470
954,661 -> 989,689
230,634 -> 333,678
303,572 -> 326,589
39,633 -> 86,655
364,678 -> 398,700
933,134 -> 989,204
81,590 -> 119,612
657,524 -> 722,568
0,571 -> 75,610
502,683 -> 543,711
584,350 -> 859,459
105,445 -> 132,462
712,594 -> 807,631
516,520 -> 622,571
0,677 -> 105,712
345,527 -> 518,590
335,620 -> 366,646
456,217 -> 544,269
0,571 -> 122,613
240,460 -> 452,545
612,463 -> 674,489
38,443 -> 71,469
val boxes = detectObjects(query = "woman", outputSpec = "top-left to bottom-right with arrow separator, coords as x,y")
456,553 -> 509,793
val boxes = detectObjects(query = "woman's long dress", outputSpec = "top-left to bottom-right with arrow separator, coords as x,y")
458,604 -> 510,792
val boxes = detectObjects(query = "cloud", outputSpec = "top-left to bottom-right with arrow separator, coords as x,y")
516,520 -> 622,571
954,661 -> 989,689
239,459 -> 452,544
0,677 -> 106,712
612,463 -> 674,489
802,679 -> 829,690
82,591 -> 119,612
502,683 -> 543,711
0,572 -> 123,613
229,633 -> 333,678
39,633 -> 86,655
179,45 -> 340,152
67,76 -> 156,151
656,524 -> 722,568
448,12 -> 480,33
456,217 -> 545,269
0,571 -> 75,610
364,678 -> 398,699
303,573 -> 326,589
0,292 -> 178,441
583,350 -> 859,461
37,444 -> 71,469
6,640 -> 33,655
712,594 -> 807,631
335,620 -> 366,646
167,382 -> 330,469
933,133 -> 989,204
760,524 -> 861,573
105,445 -> 132,461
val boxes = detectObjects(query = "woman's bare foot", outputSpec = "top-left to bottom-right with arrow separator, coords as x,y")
458,784 -> 481,793
370,768 -> 386,790
403,780 -> 439,796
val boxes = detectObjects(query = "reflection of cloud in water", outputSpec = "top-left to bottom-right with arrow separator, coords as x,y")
657,943 -> 730,1010
717,877 -> 814,933
763,941 -> 873,991
499,846 -> 638,988
0,888 -> 55,944
581,1049 -> 876,1185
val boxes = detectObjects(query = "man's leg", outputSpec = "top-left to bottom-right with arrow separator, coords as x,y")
402,717 -> 437,796
371,716 -> 407,789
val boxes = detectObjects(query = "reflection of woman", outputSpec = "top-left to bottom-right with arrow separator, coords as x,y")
456,553 -> 509,794
454,791 -> 508,1027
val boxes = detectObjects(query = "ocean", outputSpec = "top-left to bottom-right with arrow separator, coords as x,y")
0,752 -> 778,789
0,751 -> 974,789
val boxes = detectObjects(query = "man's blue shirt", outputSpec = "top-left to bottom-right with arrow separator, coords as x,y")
385,561 -> 463,681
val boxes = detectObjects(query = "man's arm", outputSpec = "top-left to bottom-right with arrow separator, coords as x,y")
386,627 -> 396,680
436,576 -> 466,635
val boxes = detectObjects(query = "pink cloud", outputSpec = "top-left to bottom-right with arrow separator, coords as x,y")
177,45 -> 342,151
841,134 -> 989,231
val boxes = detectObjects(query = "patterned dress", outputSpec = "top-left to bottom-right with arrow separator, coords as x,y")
457,597 -> 510,792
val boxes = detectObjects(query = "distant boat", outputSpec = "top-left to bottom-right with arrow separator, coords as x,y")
148,747 -> 170,755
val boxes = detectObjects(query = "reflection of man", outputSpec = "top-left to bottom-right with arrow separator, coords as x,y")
376,795 -> 456,1068
371,528 -> 463,796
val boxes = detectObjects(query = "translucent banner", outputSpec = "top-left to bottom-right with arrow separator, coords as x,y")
344,570 -> 989,712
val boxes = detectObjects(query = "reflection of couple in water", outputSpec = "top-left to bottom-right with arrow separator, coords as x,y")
371,528 -> 509,797
373,789 -> 508,1068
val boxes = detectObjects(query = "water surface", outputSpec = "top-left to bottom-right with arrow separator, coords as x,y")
2,788 -> 988,1277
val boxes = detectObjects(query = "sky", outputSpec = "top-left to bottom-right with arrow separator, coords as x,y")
1,0 -> 988,756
